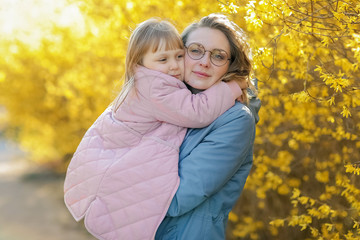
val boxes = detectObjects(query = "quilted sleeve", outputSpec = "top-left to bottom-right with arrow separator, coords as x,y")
136,66 -> 242,128
151,81 -> 237,128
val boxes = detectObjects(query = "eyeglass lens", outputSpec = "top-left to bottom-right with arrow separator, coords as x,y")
187,43 -> 229,66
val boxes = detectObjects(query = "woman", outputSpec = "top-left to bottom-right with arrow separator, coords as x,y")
155,14 -> 260,239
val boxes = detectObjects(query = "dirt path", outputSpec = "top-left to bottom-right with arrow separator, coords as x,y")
0,140 -> 96,240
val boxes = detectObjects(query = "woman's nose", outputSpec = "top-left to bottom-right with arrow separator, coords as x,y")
199,52 -> 211,67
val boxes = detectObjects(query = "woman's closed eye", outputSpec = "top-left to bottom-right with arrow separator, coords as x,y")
191,49 -> 202,54
213,53 -> 225,60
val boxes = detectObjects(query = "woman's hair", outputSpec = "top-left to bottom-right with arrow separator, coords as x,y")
113,18 -> 183,110
182,14 -> 257,103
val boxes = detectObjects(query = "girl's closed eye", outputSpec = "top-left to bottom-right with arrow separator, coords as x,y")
177,54 -> 184,60
158,58 -> 167,62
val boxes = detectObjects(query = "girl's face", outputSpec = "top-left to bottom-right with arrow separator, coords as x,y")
142,43 -> 185,81
184,27 -> 230,90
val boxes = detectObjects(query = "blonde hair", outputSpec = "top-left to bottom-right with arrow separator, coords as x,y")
182,14 -> 257,104
113,18 -> 184,111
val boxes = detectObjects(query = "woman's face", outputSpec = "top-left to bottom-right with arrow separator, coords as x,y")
184,27 -> 230,90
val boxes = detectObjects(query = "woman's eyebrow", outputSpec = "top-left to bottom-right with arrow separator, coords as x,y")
188,42 -> 227,52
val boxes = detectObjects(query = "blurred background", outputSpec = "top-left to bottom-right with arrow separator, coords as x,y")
0,0 -> 359,239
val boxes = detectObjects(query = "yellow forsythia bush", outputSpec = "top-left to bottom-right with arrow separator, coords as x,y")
0,0 -> 359,239
223,0 -> 360,239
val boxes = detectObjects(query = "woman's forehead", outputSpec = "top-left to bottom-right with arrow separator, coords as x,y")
186,27 -> 230,52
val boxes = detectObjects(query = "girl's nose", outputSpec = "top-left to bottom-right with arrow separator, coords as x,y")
170,59 -> 179,70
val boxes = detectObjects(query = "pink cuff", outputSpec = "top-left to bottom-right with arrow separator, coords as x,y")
225,80 -> 243,100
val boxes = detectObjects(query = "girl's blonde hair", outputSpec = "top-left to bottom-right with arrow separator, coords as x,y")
182,13 -> 257,104
113,18 -> 183,111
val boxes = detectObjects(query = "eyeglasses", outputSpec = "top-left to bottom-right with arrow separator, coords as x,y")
185,43 -> 231,67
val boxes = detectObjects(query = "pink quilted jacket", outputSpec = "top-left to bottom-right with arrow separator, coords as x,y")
64,66 -> 241,240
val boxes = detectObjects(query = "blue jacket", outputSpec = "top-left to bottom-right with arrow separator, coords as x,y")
155,101 -> 257,240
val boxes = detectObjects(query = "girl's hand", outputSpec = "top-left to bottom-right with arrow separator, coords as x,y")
235,80 -> 248,103
225,80 -> 248,103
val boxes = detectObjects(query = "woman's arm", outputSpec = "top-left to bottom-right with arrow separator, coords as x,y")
166,104 -> 256,216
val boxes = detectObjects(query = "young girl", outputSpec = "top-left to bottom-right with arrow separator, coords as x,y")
64,18 -> 242,240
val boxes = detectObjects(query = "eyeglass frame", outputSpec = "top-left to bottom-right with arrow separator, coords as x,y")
184,42 -> 232,67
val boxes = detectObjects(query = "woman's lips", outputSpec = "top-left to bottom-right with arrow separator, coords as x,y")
193,71 -> 210,77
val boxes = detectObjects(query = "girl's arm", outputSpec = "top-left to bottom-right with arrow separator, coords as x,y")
136,67 -> 242,128
166,104 -> 256,216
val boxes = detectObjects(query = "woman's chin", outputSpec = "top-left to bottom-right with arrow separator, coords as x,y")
184,82 -> 205,93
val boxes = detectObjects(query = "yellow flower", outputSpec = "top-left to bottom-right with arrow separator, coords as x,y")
269,219 -> 285,227
228,212 -> 239,222
315,171 -> 330,183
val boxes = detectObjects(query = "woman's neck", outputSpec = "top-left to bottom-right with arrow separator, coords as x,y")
185,82 -> 204,94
